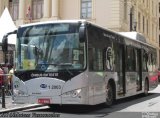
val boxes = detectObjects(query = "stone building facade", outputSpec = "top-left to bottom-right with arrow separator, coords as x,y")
0,0 -> 159,66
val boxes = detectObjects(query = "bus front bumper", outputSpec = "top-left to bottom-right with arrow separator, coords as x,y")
13,87 -> 89,105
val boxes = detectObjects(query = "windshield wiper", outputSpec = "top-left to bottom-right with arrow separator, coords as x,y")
56,63 -> 74,76
59,63 -> 72,66
38,63 -> 73,76
37,63 -> 59,66
58,63 -> 73,76
38,63 -> 73,67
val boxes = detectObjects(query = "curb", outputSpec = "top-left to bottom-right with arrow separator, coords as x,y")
0,104 -> 45,113
0,96 -> 12,103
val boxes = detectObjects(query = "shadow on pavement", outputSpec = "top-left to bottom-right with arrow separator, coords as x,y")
29,93 -> 160,115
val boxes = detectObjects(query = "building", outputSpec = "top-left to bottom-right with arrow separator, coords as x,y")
0,0 -> 159,66
159,0 -> 160,68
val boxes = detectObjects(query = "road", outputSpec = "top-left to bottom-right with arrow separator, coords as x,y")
19,85 -> 160,118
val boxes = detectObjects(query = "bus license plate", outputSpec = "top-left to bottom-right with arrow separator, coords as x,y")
38,98 -> 50,104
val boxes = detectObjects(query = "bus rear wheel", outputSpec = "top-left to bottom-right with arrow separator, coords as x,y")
144,80 -> 149,96
105,82 -> 114,106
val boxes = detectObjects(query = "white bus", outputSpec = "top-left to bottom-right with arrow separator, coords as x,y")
2,20 -> 159,106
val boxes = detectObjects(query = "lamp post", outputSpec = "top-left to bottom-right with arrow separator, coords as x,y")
133,21 -> 137,31
1,84 -> 6,108
130,6 -> 133,31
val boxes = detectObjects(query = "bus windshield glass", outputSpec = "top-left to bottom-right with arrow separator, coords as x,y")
16,23 -> 86,72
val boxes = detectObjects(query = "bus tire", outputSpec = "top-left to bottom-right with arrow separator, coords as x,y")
144,79 -> 149,96
105,82 -> 114,106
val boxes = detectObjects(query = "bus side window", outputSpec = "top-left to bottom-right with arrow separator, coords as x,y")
135,49 -> 139,72
126,46 -> 136,71
152,53 -> 156,71
88,48 -> 94,71
88,48 -> 103,71
142,50 -> 148,72
149,53 -> 155,71
148,53 -> 153,72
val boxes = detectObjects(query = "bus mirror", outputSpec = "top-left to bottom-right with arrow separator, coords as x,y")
79,26 -> 86,43
2,35 -> 8,52
2,30 -> 17,52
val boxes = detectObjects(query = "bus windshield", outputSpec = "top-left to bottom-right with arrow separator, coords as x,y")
16,23 -> 86,72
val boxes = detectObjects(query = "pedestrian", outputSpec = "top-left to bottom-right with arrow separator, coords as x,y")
8,65 -> 14,91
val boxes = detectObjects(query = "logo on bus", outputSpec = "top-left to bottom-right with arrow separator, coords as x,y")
40,84 -> 47,88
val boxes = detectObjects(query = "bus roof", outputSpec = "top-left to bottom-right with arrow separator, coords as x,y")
118,32 -> 146,43
87,22 -> 156,49
19,20 -> 86,28
18,19 -> 155,50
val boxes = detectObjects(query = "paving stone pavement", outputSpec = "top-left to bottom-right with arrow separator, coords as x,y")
0,96 -> 43,113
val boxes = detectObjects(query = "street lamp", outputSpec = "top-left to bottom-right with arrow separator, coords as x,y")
129,6 -> 137,31
130,6 -> 133,31
133,21 -> 137,31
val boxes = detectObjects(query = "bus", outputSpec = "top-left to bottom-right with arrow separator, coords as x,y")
2,20 -> 159,106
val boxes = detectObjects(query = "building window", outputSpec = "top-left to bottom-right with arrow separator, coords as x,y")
9,0 -> 19,21
152,24 -> 154,41
159,3 -> 160,13
81,0 -> 92,19
159,36 -> 160,47
124,0 -> 127,21
147,0 -> 149,8
152,1 -> 154,14
138,12 -> 141,31
147,19 -> 149,35
159,18 -> 160,30
143,16 -> 145,33
32,0 -> 44,20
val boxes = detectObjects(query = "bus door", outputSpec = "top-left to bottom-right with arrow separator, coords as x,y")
125,47 -> 142,94
136,49 -> 142,91
125,46 -> 138,94
117,44 -> 126,96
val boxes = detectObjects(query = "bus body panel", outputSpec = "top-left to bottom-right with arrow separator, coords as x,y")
148,72 -> 159,90
61,72 -> 89,105
25,77 -> 65,96
88,71 -> 106,105
13,76 -> 65,104
13,72 -> 90,105
11,20 -> 159,106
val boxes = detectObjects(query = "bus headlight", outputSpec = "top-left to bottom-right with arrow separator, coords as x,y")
62,89 -> 81,98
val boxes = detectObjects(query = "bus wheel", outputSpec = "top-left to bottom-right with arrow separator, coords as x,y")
105,83 -> 114,106
144,80 -> 149,96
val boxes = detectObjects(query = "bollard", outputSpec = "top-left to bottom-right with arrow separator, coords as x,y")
1,85 -> 5,108
1,65 -> 7,109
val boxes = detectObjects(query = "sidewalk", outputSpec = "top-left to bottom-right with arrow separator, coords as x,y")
0,96 -> 44,113
149,84 -> 160,93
